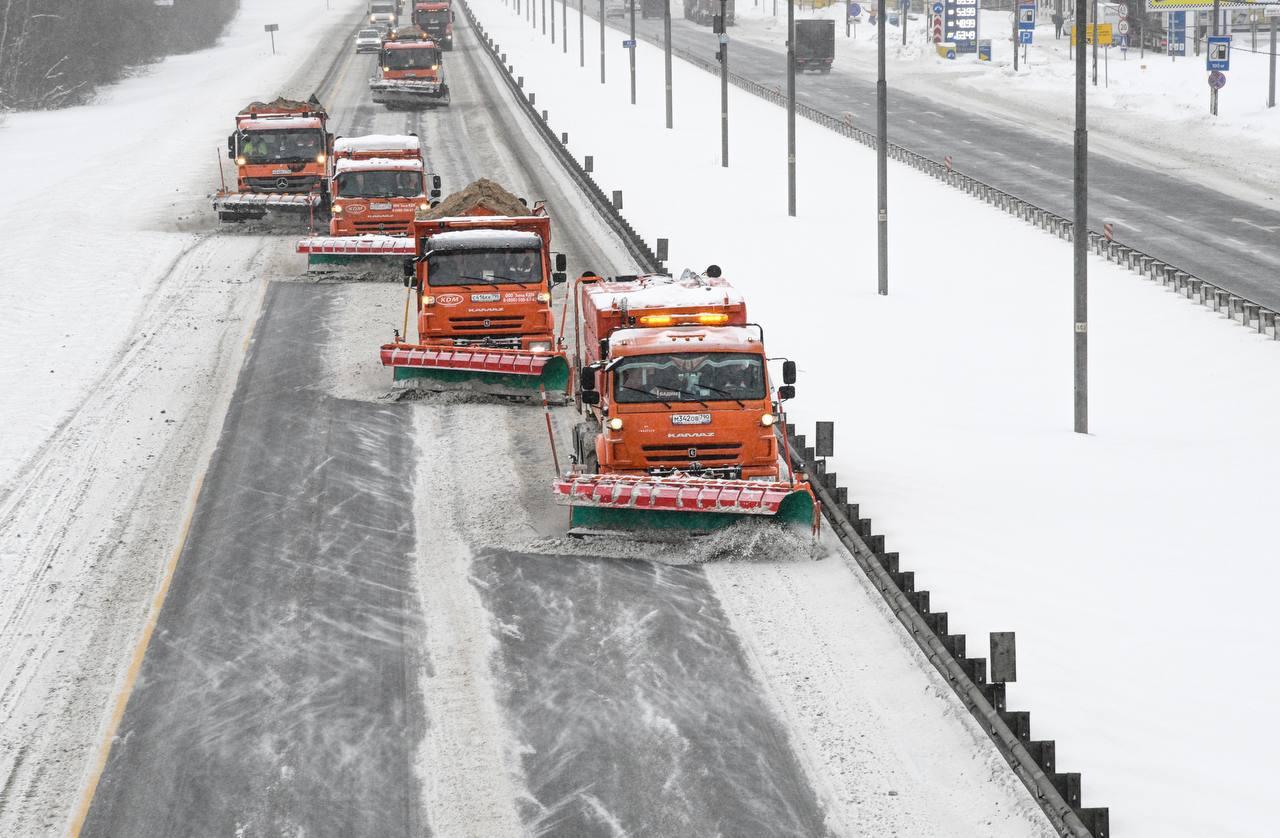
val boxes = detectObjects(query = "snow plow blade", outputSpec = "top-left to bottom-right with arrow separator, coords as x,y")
552,474 -> 819,534
214,191 -> 321,220
380,342 -> 570,399
369,81 -> 450,108
297,235 -> 415,272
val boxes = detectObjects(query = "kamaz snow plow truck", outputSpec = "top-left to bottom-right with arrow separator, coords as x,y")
215,97 -> 334,223
553,269 -> 817,534
370,27 -> 449,109
380,179 -> 569,398
296,134 -> 442,271
412,1 -> 454,49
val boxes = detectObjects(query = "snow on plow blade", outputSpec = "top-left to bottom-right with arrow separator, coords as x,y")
213,192 -> 321,213
369,81 -> 450,108
297,235 -> 415,270
380,342 -> 570,397
552,474 -> 818,534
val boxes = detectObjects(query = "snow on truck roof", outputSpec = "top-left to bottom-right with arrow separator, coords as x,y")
426,230 -> 542,251
334,157 -> 424,173
334,135 -> 421,154
237,116 -> 324,131
608,325 -> 763,354
585,272 -> 744,312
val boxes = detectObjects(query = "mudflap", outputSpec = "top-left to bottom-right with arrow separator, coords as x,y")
389,354 -> 570,402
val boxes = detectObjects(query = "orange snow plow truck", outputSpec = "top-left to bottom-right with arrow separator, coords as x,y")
380,179 -> 569,399
553,269 -> 818,534
215,97 -> 333,222
370,26 -> 449,109
295,134 -> 442,270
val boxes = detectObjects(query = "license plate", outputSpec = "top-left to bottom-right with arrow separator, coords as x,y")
272,169 -> 291,175
369,202 -> 392,210
470,293 -> 501,303
671,413 -> 712,425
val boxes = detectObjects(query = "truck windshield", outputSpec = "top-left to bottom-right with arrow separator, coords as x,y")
371,3 -> 395,11
427,247 -> 542,286
612,352 -> 766,404
383,47 -> 440,69
417,10 -> 448,27
238,130 -> 324,164
336,170 -> 422,198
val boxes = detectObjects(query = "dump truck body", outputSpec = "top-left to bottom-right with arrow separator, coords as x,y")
215,99 -> 333,222
370,30 -> 450,108
557,272 -> 816,533
795,19 -> 835,72
413,1 -> 454,49
380,181 -> 569,397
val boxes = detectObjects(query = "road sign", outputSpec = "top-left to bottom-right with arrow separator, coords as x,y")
1019,29 -> 1033,43
1071,23 -> 1113,46
850,1 -> 863,15
623,38 -> 636,47
1267,5 -> 1280,18
932,1 -> 942,11
1117,19 -> 1130,34
1103,222 -> 1114,241
1206,35 -> 1230,71
944,154 -> 953,170
1208,69 -> 1227,89
944,0 -> 980,54
1018,2 -> 1035,30
978,38 -> 992,59
264,23 -> 279,32
1117,2 -> 1128,13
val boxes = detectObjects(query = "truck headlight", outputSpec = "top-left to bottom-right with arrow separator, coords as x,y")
235,156 -> 246,166
423,295 -> 435,305
536,292 -> 551,302
607,417 -> 624,431
760,413 -> 775,427
419,202 -> 430,210
316,153 -> 326,164
332,204 -> 343,213
529,341 -> 551,352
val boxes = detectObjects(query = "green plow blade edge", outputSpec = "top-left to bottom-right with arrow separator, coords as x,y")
392,354 -> 569,395
568,488 -> 814,532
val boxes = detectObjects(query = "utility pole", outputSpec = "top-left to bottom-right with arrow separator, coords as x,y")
600,0 -> 606,83
580,0 -> 585,67
1013,7 -> 1020,71
564,0 -> 568,53
542,0 -> 546,34
719,0 -> 730,166
665,0 -> 674,128
1073,0 -> 1089,434
551,0 -> 556,42
1211,0 -> 1220,115
788,0 -> 797,216
876,0 -> 888,293
902,0 -> 908,45
1092,0 -> 1098,85
630,0 -> 637,104
1270,16 -> 1277,109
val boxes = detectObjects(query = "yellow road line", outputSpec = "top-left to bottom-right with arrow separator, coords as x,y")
65,470 -> 206,838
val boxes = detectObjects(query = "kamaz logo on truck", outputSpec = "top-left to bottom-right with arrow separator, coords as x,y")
671,413 -> 712,425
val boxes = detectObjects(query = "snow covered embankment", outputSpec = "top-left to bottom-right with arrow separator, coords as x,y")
0,2 -> 364,836
466,1 -> 1280,836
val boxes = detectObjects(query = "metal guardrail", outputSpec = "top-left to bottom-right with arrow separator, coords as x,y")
609,13 -> 1280,342
462,3 -> 1110,833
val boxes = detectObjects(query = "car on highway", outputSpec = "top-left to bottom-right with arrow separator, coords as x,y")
354,27 -> 383,52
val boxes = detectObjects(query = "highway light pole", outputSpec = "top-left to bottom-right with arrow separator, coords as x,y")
719,0 -> 729,166
787,0 -> 797,216
1092,0 -> 1098,85
1074,0 -> 1089,433
600,0 -> 607,83
564,0 -> 568,52
876,0 -> 887,293
580,0 -> 585,67
1211,0 -> 1220,115
665,0 -> 674,128
630,0 -> 637,104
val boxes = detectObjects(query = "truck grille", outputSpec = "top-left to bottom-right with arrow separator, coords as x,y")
244,176 -> 321,193
641,442 -> 742,466
450,336 -> 522,349
447,315 -> 525,333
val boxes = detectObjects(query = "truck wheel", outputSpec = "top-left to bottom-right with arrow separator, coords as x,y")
821,67 -> 831,74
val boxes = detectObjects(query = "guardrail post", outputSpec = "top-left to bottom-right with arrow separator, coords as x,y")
561,132 -> 569,144
612,190 -> 623,209
1213,289 -> 1229,312
584,155 -> 593,172
1243,303 -> 1260,328
1261,310 -> 1277,337
517,75 -> 524,87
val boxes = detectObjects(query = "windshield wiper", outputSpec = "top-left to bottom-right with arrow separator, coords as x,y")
698,384 -> 746,408
616,384 -> 671,408
671,389 -> 711,408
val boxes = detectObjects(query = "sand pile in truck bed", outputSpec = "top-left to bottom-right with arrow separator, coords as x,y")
420,178 -> 532,219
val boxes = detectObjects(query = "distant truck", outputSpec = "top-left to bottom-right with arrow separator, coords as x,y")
794,19 -> 834,73
370,27 -> 450,108
683,0 -> 733,27
215,97 -> 333,223
641,0 -> 666,18
329,135 -> 435,238
369,0 -> 398,28
413,0 -> 454,50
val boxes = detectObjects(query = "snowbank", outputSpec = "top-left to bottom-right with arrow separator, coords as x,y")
468,1 -> 1280,835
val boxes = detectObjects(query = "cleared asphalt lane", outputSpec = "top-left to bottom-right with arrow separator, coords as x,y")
600,11 -> 1280,311
81,13 -> 832,837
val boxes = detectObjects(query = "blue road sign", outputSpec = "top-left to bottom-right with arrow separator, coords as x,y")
1019,29 -> 1033,44
932,1 -> 942,12
1206,36 -> 1230,71
900,0 -> 911,10
1017,2 -> 1035,30
623,38 -> 636,48
1208,69 -> 1226,89
944,0 -> 980,54
1169,11 -> 1186,56
850,2 -> 862,16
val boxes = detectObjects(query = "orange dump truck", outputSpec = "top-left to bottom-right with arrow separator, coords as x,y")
295,134 -> 442,270
370,27 -> 449,108
215,97 -> 333,222
553,269 -> 817,533
380,179 -> 569,398
413,0 -> 454,50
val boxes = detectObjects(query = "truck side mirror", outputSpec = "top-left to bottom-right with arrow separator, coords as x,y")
552,272 -> 567,285
432,174 -> 442,189
555,253 -> 568,271
579,365 -> 597,391
712,14 -> 724,34
598,339 -> 609,360
227,135 -> 235,158
581,390 -> 600,406
782,360 -> 797,385
777,385 -> 796,401
402,259 -> 415,286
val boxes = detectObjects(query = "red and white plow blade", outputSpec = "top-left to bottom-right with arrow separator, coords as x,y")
380,343 -> 556,376
553,474 -> 803,515
214,192 -> 321,209
297,235 -> 415,255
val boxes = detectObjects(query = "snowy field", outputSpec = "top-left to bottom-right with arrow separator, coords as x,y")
725,4 -> 1280,197
469,0 -> 1279,835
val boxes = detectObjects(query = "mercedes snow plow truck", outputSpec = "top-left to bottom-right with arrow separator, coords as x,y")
553,270 -> 818,535
295,134 -> 442,270
380,179 -> 570,398
370,27 -> 450,109
215,97 -> 333,223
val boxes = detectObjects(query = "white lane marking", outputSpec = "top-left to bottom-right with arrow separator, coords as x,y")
1231,217 -> 1280,233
